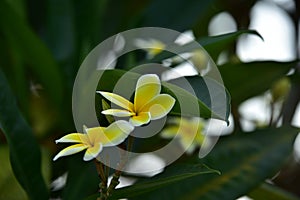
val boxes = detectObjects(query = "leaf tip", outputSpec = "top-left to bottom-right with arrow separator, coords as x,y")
249,29 -> 264,41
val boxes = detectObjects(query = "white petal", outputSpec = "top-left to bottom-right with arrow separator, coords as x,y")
53,144 -> 89,161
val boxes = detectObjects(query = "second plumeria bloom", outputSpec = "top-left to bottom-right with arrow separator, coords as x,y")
53,120 -> 134,161
160,117 -> 206,154
98,74 -> 176,126
134,38 -> 166,58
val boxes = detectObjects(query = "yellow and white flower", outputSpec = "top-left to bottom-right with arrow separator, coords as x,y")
160,117 -> 205,154
53,120 -> 134,161
98,74 -> 175,127
134,38 -> 166,58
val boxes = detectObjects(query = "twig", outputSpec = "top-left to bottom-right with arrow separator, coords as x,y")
107,137 -> 134,196
94,159 -> 108,200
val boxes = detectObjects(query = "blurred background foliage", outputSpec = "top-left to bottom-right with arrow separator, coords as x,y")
0,0 -> 300,199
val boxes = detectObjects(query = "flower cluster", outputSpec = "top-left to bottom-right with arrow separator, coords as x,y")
53,74 -> 175,161
160,117 -> 206,154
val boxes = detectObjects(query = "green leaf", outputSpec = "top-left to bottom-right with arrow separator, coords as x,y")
61,156 -> 99,200
0,70 -> 49,199
44,0 -> 75,62
142,0 -> 219,32
97,69 -> 230,121
74,0 -> 108,55
148,30 -> 262,63
178,126 -> 299,200
220,61 -> 297,104
162,80 -> 227,121
0,146 -> 51,200
85,164 -> 219,200
248,183 -> 300,200
169,76 -> 231,121
0,146 -> 28,200
114,164 -> 219,199
109,126 -> 299,200
1,31 -> 29,114
199,30 -> 263,60
200,30 -> 263,47
0,0 -> 63,106
5,0 -> 27,20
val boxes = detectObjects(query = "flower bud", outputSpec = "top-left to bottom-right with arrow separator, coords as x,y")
102,99 -> 115,123
271,77 -> 291,102
190,49 -> 209,73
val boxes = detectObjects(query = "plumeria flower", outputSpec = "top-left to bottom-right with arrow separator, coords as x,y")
174,30 -> 195,45
134,30 -> 193,59
160,117 -> 205,154
53,120 -> 134,161
134,38 -> 166,58
162,49 -> 209,77
96,34 -> 125,70
98,74 -> 176,127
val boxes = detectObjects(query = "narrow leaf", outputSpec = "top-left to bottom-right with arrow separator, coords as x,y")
0,146 -> 28,200
248,183 -> 300,200
199,30 -> 263,60
85,164 -> 219,200
220,61 -> 297,103
108,126 -> 299,200
0,1 -> 63,106
0,70 -> 49,199
97,69 -> 230,121
148,30 -> 262,63
61,156 -> 99,200
168,76 -> 231,122
176,127 -> 299,200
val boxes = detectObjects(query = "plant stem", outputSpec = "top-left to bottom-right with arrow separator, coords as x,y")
269,101 -> 274,127
107,149 -> 126,195
127,135 -> 134,152
94,159 -> 107,184
107,137 -> 135,196
94,159 -> 108,199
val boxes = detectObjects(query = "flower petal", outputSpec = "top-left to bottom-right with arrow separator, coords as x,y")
55,133 -> 89,144
180,138 -> 196,154
85,127 -> 105,145
134,39 -> 165,58
97,91 -> 134,112
102,120 -> 134,146
167,117 -> 182,125
53,144 -> 89,161
83,143 -> 103,161
195,132 -> 205,145
134,74 -> 161,112
160,126 -> 179,138
130,112 -> 151,126
102,109 -> 134,117
141,94 -> 175,120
